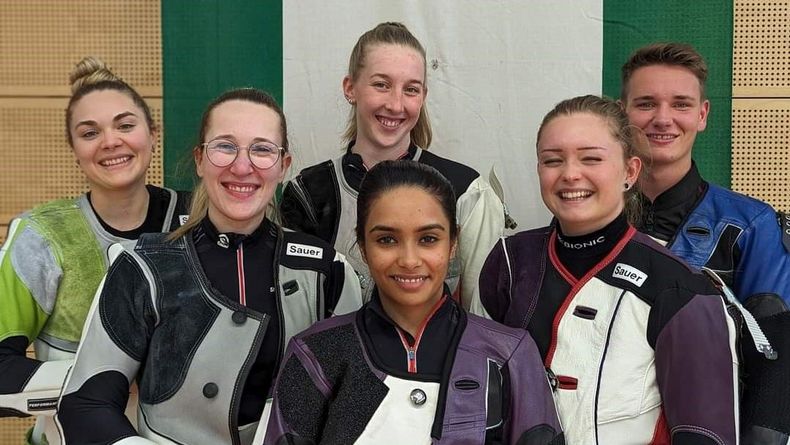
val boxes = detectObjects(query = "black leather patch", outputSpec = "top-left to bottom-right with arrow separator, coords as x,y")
486,360 -> 503,429
516,424 -> 565,445
277,356 -> 328,441
572,305 -> 597,320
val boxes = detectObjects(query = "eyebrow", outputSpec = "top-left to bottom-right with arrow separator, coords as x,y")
631,94 -> 697,102
539,146 -> 607,154
74,111 -> 138,128
210,134 -> 278,144
368,223 -> 446,233
370,73 -> 424,86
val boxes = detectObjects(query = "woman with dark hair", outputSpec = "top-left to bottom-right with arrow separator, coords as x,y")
56,88 -> 362,445
479,95 -> 739,444
0,57 -> 189,445
265,160 -> 563,445
281,22 -> 507,312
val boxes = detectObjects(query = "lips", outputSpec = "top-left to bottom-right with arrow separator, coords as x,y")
392,274 -> 428,290
646,133 -> 678,144
377,116 -> 405,129
99,155 -> 132,167
222,182 -> 260,196
559,190 -> 593,201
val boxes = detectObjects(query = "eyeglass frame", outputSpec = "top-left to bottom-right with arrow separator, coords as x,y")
200,138 -> 286,170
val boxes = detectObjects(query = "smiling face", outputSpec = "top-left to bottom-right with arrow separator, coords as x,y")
537,112 -> 641,236
196,99 -> 291,234
623,64 -> 709,173
69,89 -> 155,193
343,43 -> 426,154
360,185 -> 456,317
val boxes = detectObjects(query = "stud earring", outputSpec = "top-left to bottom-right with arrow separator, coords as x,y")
346,97 -> 355,105
624,182 -> 630,190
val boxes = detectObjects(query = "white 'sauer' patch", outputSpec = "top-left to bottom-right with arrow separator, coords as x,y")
612,263 -> 647,287
286,242 -> 323,259
179,215 -> 189,225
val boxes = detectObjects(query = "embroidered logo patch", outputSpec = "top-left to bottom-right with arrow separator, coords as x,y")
179,214 -> 189,226
613,263 -> 647,287
286,242 -> 323,259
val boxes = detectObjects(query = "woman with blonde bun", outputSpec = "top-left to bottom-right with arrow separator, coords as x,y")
0,57 -> 189,445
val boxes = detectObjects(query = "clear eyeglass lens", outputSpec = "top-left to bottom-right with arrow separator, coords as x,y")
206,140 -> 280,169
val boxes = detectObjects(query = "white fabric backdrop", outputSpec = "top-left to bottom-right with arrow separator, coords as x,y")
283,0 -> 603,230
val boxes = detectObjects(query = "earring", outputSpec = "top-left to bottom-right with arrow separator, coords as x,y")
624,182 -> 630,190
346,97 -> 355,105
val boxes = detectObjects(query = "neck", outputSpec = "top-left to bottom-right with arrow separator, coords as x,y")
89,182 -> 150,231
642,159 -> 692,202
351,138 -> 410,169
380,293 -> 443,338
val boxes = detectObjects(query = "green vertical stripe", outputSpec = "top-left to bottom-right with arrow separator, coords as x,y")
162,0 -> 283,190
602,1 -> 733,187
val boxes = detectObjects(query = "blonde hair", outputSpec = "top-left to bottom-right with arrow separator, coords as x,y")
536,95 -> 651,225
169,88 -> 288,240
621,42 -> 708,100
342,22 -> 432,149
65,57 -> 156,146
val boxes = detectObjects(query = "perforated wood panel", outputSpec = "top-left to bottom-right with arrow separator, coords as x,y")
0,0 -> 161,97
733,0 -> 790,96
0,98 -> 164,224
732,99 -> 790,211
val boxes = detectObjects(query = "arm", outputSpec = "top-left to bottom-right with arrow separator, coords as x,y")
263,338 -> 331,445
504,332 -> 564,445
456,177 -> 506,312
57,247 -> 157,444
652,291 -> 738,445
475,238 -> 511,320
734,207 -> 790,304
0,218 -> 69,418
323,252 -> 364,314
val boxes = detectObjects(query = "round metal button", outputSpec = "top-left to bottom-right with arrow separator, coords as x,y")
409,388 -> 427,406
203,382 -> 219,399
232,310 -> 247,325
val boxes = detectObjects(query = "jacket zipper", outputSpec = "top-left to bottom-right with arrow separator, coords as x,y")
237,244 -> 246,306
395,296 -> 447,373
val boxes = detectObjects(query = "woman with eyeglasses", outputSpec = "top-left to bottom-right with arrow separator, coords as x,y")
0,57 -> 189,445
265,160 -> 563,445
281,22 -> 507,311
56,88 -> 363,445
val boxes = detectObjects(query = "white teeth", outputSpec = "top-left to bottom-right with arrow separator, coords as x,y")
100,156 -> 131,166
560,191 -> 592,200
226,184 -> 257,193
378,117 -> 401,128
394,276 -> 425,283
648,134 -> 676,141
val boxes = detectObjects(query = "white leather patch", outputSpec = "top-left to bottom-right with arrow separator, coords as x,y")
286,242 -> 323,259
612,263 -> 648,287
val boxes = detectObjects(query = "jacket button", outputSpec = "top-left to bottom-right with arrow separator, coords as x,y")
203,383 -> 219,398
410,388 -> 427,406
232,310 -> 247,325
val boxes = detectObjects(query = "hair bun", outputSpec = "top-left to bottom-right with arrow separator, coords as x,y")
69,56 -> 121,93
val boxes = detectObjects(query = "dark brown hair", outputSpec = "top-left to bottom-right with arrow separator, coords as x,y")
620,42 -> 708,100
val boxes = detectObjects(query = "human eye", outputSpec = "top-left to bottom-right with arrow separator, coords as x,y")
79,128 -> 99,139
419,234 -> 439,244
371,80 -> 389,90
673,102 -> 692,110
250,142 -> 278,157
635,101 -> 655,110
404,85 -> 422,96
581,155 -> 602,164
541,157 -> 562,167
118,121 -> 137,132
210,140 -> 237,154
375,235 -> 396,245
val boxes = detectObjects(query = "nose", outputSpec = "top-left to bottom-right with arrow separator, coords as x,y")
397,243 -> 422,269
229,148 -> 255,175
385,90 -> 404,113
652,103 -> 672,127
101,130 -> 122,149
561,160 -> 582,182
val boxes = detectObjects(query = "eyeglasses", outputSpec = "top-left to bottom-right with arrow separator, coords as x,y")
202,139 -> 284,170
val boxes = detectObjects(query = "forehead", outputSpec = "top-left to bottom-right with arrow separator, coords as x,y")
71,89 -> 142,121
366,186 -> 448,227
361,43 -> 425,79
538,113 -> 621,152
626,64 -> 703,100
206,100 -> 282,142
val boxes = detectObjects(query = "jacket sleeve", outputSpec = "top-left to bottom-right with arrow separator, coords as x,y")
57,246 -> 157,444
734,207 -> 790,304
0,218 -> 70,418
475,237 -> 511,321
280,179 -> 319,236
457,177 -> 505,313
504,332 -> 564,445
263,338 -> 330,445
651,290 -> 738,445
323,251 -> 364,315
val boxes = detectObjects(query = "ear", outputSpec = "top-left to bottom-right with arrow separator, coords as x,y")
342,75 -> 355,103
278,152 -> 292,182
450,232 -> 459,259
697,99 -> 710,132
625,155 -> 642,186
357,237 -> 368,265
149,128 -> 159,152
194,147 -> 205,178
